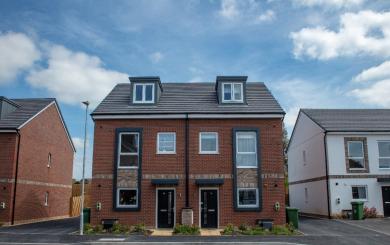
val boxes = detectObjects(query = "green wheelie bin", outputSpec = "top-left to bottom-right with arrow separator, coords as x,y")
351,201 -> 364,220
286,207 -> 299,229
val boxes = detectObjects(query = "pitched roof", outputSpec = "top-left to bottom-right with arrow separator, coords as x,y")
0,98 -> 55,129
92,82 -> 284,115
301,109 -> 390,132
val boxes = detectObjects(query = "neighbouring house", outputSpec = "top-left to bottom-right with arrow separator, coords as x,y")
90,76 -> 286,229
0,96 -> 75,225
288,109 -> 390,218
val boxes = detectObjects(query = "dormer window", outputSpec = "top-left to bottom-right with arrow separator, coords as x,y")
222,83 -> 243,103
133,83 -> 155,103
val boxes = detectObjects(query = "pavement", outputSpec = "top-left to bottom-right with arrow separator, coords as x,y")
0,216 -> 388,244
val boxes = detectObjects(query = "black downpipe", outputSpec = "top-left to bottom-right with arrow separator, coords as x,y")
185,114 -> 189,207
323,133 -> 331,219
11,130 -> 21,225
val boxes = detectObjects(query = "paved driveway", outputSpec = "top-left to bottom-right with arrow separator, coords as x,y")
0,217 -> 79,235
0,216 -> 388,244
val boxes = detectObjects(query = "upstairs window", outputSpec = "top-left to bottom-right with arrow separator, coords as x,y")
236,131 -> 257,168
199,132 -> 218,154
118,132 -> 139,168
378,141 -> 390,169
157,132 -> 176,154
133,83 -> 154,103
222,83 -> 243,103
347,141 -> 365,169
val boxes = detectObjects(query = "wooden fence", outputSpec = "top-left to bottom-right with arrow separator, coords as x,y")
70,195 -> 91,217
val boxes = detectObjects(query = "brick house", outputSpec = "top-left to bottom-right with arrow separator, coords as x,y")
0,96 -> 75,225
90,76 -> 285,228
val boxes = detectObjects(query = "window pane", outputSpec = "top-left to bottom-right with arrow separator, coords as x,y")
158,133 -> 175,152
119,155 -> 138,167
379,158 -> 390,168
201,133 -> 217,152
348,158 -> 365,169
233,83 -> 242,101
237,132 -> 256,152
352,187 -> 366,199
145,84 -> 153,101
223,84 -> 231,101
119,189 -> 137,206
237,153 -> 257,167
135,85 -> 143,101
121,134 -> 138,153
238,189 -> 257,206
348,141 -> 364,157
379,142 -> 390,157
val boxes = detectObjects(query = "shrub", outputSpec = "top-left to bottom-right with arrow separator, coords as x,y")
132,223 -> 146,233
94,224 -> 104,233
238,224 -> 249,232
84,223 -> 95,234
271,225 -> 293,235
112,223 -> 130,234
240,226 -> 268,235
173,224 -> 200,235
222,224 -> 235,235
364,206 -> 377,218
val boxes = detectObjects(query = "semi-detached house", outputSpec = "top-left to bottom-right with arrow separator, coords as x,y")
288,109 -> 390,218
90,76 -> 285,228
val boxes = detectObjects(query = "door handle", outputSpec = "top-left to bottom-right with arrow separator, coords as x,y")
208,209 -> 215,212
385,202 -> 390,204
160,209 -> 167,212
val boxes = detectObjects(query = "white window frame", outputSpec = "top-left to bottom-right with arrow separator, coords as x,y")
157,132 -> 176,154
347,141 -> 365,170
118,132 -> 139,169
44,192 -> 49,206
237,188 -> 259,208
133,83 -> 155,103
47,153 -> 52,168
351,185 -> 368,201
222,82 -> 243,103
117,188 -> 138,208
199,132 -> 219,154
378,141 -> 390,169
236,131 -> 258,168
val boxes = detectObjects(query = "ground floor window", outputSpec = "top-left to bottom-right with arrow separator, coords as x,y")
117,188 -> 138,207
237,188 -> 258,208
351,186 -> 367,201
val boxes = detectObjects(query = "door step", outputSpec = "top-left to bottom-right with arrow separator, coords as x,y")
200,229 -> 222,236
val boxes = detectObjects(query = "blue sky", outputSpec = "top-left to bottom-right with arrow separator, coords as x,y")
1,0 -> 389,179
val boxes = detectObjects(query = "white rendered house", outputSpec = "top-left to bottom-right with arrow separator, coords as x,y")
288,109 -> 390,218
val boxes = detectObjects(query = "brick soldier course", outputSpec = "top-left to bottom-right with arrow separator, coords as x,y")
90,76 -> 285,228
0,97 -> 75,225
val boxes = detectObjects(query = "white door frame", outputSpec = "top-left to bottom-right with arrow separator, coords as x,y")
199,187 -> 219,228
155,187 -> 176,229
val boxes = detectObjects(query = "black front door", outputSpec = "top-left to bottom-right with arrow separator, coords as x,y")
200,189 -> 218,228
382,186 -> 390,217
157,189 -> 175,228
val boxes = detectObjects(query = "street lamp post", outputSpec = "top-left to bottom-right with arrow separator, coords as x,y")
80,101 -> 89,235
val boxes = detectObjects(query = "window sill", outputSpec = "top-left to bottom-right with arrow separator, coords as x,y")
117,166 -> 139,169
352,199 -> 367,202
157,152 -> 176,155
379,168 -> 390,170
236,166 -> 258,169
199,152 -> 219,155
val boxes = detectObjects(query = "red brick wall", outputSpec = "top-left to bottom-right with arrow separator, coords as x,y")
13,104 -> 74,223
0,133 -> 18,224
91,118 -> 285,227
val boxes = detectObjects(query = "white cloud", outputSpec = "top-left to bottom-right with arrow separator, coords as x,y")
218,0 -> 276,24
271,79 -> 345,130
72,136 -> 92,180
27,44 -> 128,107
351,61 -> 390,107
292,0 -> 365,8
291,10 -> 390,60
352,60 -> 390,83
0,32 -> 40,84
149,51 -> 164,63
